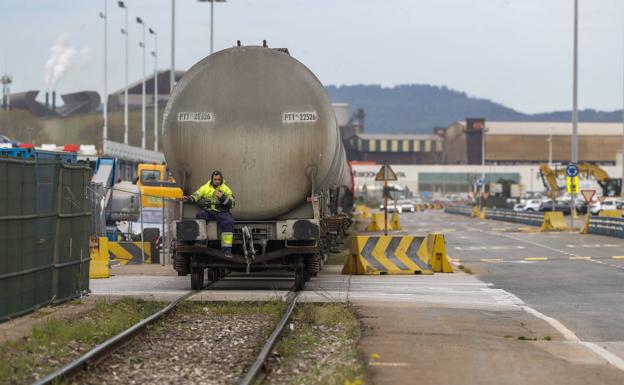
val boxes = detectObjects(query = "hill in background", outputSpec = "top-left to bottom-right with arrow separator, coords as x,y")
325,84 -> 623,134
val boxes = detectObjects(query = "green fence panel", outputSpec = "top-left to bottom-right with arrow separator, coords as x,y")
53,163 -> 91,304
0,156 -> 91,322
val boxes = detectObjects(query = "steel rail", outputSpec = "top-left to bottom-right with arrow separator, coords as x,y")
238,290 -> 301,385
31,289 -> 198,385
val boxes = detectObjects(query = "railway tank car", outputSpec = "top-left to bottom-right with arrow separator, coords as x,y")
164,44 -> 353,290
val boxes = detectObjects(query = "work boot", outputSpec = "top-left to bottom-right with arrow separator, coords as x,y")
223,248 -> 232,258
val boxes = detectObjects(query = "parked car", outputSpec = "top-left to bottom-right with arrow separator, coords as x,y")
523,199 -> 542,212
398,199 -> 416,213
513,203 -> 525,212
539,200 -> 571,215
589,198 -> 621,215
380,199 -> 416,213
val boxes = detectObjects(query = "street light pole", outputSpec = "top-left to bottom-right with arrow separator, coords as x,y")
198,0 -> 226,54
210,0 -> 214,53
571,0 -> 579,227
171,0 -> 175,93
99,1 -> 108,144
572,0 -> 579,164
150,28 -> 158,151
137,17 -> 146,149
118,1 -> 129,145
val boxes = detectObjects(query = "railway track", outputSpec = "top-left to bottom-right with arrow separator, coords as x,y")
31,281 -> 301,385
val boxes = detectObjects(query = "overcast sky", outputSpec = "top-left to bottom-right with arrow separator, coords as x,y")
1,0 -> 623,113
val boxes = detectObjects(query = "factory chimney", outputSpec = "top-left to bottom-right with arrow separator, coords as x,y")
52,91 -> 56,112
45,92 -> 49,110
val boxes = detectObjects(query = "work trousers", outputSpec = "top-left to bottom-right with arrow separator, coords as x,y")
195,210 -> 235,249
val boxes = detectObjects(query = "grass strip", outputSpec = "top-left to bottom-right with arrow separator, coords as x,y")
272,303 -> 366,385
0,298 -> 164,385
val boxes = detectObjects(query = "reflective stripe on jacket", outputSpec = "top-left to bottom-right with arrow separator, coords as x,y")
190,181 -> 235,212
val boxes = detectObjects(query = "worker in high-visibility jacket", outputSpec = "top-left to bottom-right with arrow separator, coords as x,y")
181,170 -> 235,258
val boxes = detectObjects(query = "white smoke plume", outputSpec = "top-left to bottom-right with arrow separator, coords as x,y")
44,33 -> 92,90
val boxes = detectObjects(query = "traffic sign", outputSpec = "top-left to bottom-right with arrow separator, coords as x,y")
566,176 -> 579,193
580,189 -> 595,203
566,163 -> 579,178
476,178 -> 484,186
375,162 -> 398,181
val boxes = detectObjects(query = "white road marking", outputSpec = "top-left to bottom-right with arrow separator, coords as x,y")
521,305 -> 624,371
567,244 -> 620,249
455,245 -> 525,251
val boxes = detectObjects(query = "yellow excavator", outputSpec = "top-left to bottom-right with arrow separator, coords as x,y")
539,164 -> 622,197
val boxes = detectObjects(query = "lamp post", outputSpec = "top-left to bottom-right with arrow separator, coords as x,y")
99,1 -> 108,144
571,0 -> 579,226
171,0 -> 175,93
572,0 -> 579,164
547,128 -> 553,166
149,27 -> 158,151
137,16 -> 146,149
198,0 -> 226,54
118,1 -> 129,145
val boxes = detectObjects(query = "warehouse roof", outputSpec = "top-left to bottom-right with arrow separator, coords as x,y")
355,133 -> 441,140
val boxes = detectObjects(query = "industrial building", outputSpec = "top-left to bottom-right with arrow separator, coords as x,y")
444,118 -> 624,166
351,163 -> 621,198
333,103 -> 444,164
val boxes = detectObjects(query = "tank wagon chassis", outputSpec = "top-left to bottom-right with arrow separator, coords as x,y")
172,192 -> 349,290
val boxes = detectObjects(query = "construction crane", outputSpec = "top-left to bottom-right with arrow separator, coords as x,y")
539,163 -> 622,198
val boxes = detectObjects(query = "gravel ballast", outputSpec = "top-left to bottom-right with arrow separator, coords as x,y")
71,301 -> 285,385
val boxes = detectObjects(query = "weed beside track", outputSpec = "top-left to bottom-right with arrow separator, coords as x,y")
264,303 -> 366,385
0,298 -> 164,385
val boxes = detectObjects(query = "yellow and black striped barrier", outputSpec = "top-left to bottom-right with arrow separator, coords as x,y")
343,232 -> 453,275
342,235 -> 433,275
108,241 -> 152,265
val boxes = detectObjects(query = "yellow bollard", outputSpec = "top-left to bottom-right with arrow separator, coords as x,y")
391,211 -> 402,230
89,237 -> 110,278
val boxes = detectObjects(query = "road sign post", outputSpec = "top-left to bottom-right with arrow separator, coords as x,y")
580,189 -> 595,235
375,162 -> 398,236
566,164 -> 580,229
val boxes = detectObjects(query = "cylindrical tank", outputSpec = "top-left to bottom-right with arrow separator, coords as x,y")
163,46 -> 350,220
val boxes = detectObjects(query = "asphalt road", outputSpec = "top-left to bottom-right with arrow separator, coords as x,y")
403,210 -> 624,343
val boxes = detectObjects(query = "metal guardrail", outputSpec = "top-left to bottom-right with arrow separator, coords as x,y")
444,206 -> 472,216
446,205 -> 624,239
588,216 -> 624,238
445,206 -> 543,226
